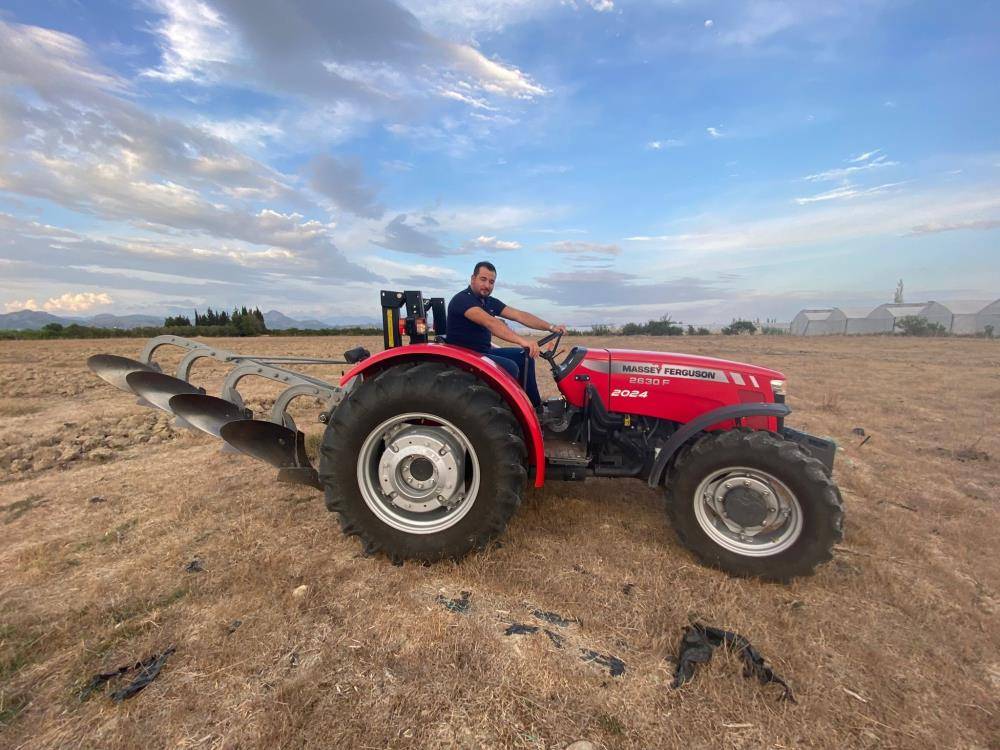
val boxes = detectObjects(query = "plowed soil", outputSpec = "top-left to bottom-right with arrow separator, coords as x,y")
1,335 -> 998,749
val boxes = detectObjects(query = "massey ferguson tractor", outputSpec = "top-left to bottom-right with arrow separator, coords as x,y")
87,290 -> 843,581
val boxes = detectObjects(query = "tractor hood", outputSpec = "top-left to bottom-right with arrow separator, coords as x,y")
604,349 -> 785,382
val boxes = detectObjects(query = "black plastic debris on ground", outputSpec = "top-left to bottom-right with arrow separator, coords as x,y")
544,629 -> 566,649
581,649 -> 626,677
504,623 -> 539,636
80,646 -> 176,703
436,591 -> 471,614
185,558 -> 205,573
227,619 -> 243,634
89,495 -> 107,504
672,623 -> 795,702
532,609 -> 578,627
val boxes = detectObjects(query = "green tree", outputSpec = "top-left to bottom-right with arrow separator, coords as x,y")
722,319 -> 757,335
894,316 -> 947,336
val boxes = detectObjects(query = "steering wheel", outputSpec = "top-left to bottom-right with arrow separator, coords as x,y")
524,330 -> 564,381
537,329 -> 563,361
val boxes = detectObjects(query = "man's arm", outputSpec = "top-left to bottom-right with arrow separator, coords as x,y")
464,307 -> 540,357
499,305 -> 567,334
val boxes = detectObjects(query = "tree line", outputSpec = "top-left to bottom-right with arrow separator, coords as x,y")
163,306 -> 267,335
571,316 -> 786,336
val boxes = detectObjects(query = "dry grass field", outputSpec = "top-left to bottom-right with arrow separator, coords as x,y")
1,334 -> 998,749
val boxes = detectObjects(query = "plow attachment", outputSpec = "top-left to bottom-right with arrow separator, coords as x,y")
125,371 -> 204,413
87,335 -> 366,492
168,394 -> 250,438
87,354 -> 159,393
220,420 -> 321,490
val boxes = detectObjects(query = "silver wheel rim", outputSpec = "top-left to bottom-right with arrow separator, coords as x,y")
693,466 -> 803,556
357,412 -> 480,535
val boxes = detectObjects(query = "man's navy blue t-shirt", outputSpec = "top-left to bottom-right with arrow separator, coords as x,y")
446,287 -> 506,353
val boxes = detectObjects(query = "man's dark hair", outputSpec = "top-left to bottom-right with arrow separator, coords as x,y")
473,261 -> 496,276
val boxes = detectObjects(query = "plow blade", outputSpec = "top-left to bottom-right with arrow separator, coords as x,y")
168,394 -> 249,438
124,371 -> 204,427
87,354 -> 158,393
219,420 -> 322,490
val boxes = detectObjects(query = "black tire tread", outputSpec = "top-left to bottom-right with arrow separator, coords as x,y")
664,428 -> 844,581
319,362 -> 526,561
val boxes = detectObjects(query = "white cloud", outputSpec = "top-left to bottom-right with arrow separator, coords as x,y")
794,181 -> 906,205
431,204 -> 565,233
0,20 -> 376,282
144,0 -> 547,106
848,149 -> 881,163
5,291 -> 113,313
305,154 -> 384,219
707,126 -> 723,138
510,270 -> 722,308
704,19 -> 715,29
908,218 -> 1000,235
199,118 -> 285,147
372,213 -> 451,257
438,88 -> 495,109
142,0 -> 237,83
460,235 -> 522,251
647,139 -> 683,150
43,291 -> 114,312
399,0 -> 614,36
548,240 -> 620,255
0,21 -> 126,94
4,298 -> 38,312
804,153 -> 899,182
624,185 -> 1000,256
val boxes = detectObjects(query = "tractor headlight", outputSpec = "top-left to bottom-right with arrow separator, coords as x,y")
770,379 -> 786,396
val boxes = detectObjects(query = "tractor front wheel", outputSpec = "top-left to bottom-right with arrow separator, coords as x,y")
319,362 -> 527,562
665,428 -> 843,581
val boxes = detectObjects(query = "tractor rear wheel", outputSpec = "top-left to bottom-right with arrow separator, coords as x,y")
664,428 -> 843,581
319,361 -> 527,562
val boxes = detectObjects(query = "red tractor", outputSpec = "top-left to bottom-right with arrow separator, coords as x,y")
88,289 -> 843,581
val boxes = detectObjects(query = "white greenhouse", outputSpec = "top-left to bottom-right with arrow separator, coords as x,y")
789,308 -> 838,336
789,298 -> 1000,335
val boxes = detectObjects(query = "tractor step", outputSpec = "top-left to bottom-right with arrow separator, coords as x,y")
544,439 -> 589,467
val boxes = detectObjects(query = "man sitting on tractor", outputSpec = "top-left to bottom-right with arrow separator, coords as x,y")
446,261 -> 566,408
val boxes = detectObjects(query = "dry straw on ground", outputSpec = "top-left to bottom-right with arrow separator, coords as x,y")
1,335 -> 998,749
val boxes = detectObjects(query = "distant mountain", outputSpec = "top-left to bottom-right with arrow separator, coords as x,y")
88,313 -> 165,329
263,310 -> 381,329
1,308 -> 382,331
263,310 -> 331,330
0,310 -> 73,330
0,310 -> 171,330
321,315 -> 382,328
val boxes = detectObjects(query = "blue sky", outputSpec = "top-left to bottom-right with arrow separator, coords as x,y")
1,0 -> 997,325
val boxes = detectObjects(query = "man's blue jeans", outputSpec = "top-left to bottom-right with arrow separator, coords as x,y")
485,347 -> 542,408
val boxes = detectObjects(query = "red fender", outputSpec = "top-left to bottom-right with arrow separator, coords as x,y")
339,344 -> 545,486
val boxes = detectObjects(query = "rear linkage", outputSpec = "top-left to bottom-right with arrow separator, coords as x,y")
87,335 -> 371,490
